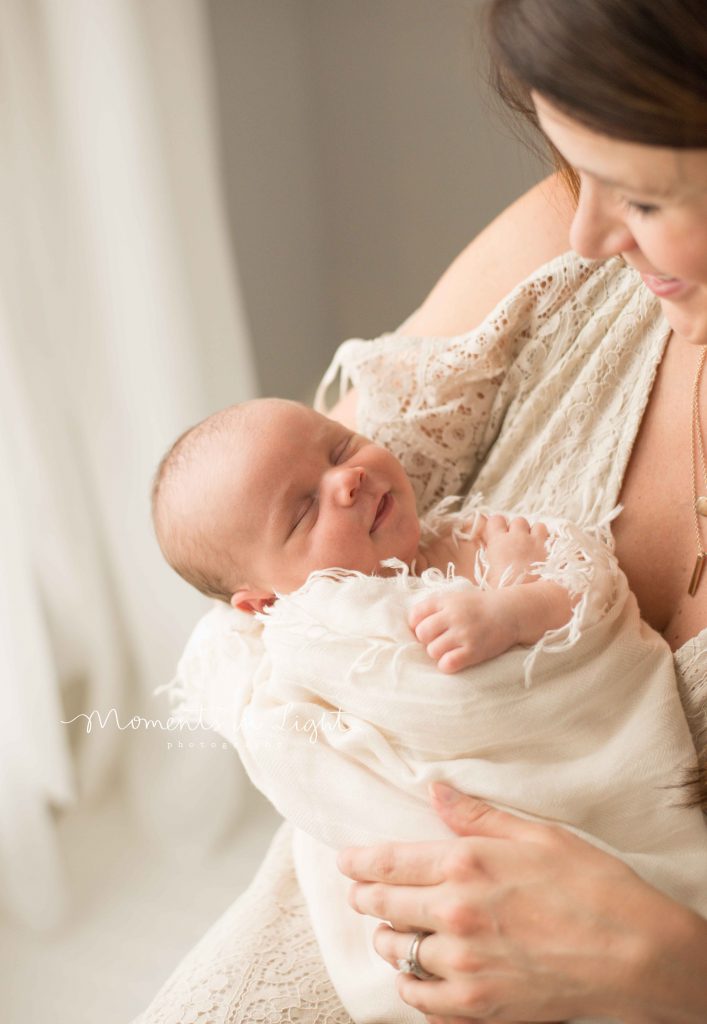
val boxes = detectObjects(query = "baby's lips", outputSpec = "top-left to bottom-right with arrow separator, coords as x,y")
370,491 -> 393,532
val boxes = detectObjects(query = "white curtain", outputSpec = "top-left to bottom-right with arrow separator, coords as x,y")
0,0 -> 257,929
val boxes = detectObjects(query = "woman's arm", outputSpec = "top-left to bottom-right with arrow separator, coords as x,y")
402,172 -> 574,337
338,787 -> 707,1023
329,172 -> 574,428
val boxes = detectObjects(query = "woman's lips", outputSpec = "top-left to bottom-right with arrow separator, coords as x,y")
370,492 -> 393,532
640,273 -> 691,299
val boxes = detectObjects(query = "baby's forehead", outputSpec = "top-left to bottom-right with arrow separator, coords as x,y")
208,400 -> 325,482
196,401 -> 340,502
240,399 -> 331,447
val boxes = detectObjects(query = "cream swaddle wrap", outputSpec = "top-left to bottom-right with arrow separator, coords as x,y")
170,506 -> 707,1024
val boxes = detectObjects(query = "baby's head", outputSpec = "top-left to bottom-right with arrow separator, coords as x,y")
152,398 -> 420,612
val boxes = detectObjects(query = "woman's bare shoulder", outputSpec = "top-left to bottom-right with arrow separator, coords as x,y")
327,173 -> 574,428
403,173 -> 575,337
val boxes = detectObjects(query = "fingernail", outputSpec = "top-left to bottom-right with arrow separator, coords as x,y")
430,782 -> 461,805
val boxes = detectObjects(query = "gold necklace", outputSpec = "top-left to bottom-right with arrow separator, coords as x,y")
689,346 -> 707,596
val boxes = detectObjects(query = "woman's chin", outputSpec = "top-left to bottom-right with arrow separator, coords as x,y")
661,299 -> 707,347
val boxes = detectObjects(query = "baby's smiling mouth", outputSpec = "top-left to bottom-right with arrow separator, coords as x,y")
370,492 -> 392,533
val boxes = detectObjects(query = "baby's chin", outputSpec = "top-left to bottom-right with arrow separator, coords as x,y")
284,557 -> 408,589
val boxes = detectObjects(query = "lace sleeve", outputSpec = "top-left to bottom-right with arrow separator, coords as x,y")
315,253 -> 600,515
316,330 -> 506,513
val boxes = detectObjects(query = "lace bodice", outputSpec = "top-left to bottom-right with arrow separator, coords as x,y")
318,250 -> 707,738
136,251 -> 706,1024
132,822 -> 354,1024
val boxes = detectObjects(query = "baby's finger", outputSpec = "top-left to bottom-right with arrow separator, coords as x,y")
408,598 -> 440,632
437,646 -> 471,674
414,612 -> 448,647
509,516 -> 530,534
484,514 -> 508,537
531,521 -> 550,541
426,632 -> 458,663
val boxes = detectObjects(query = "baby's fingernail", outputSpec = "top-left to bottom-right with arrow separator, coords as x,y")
430,782 -> 461,805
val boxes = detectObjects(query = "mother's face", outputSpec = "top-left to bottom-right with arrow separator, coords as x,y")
534,93 -> 707,347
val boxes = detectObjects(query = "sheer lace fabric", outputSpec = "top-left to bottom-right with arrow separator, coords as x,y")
319,251 -> 707,743
136,251 -> 706,1023
133,822 -> 354,1024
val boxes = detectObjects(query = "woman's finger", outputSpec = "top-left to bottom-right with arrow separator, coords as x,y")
427,1018 -> 514,1024
373,924 -> 475,981
430,784 -> 551,843
350,864 -> 503,935
373,923 -> 433,971
375,920 -> 519,980
426,1018 -> 483,1024
377,926 -> 551,1023
337,839 -> 451,884
396,973 -> 498,1020
347,881 -> 443,931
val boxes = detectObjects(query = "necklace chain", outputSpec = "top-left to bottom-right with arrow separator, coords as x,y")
689,346 -> 707,595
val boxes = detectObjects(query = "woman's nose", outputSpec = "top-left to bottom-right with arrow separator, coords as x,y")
328,466 -> 365,506
569,178 -> 636,260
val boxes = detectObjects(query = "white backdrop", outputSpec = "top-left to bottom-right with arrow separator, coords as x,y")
0,0 -> 257,929
0,0 -> 546,949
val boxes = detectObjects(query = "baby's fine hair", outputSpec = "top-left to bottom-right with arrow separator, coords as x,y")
151,404 -> 249,603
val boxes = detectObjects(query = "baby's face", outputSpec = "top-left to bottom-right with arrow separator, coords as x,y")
209,401 -> 420,602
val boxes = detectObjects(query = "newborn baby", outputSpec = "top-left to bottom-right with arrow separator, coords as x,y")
152,397 -> 573,673
155,398 -> 707,1024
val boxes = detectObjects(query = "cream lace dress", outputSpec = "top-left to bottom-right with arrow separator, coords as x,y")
134,251 -> 707,1024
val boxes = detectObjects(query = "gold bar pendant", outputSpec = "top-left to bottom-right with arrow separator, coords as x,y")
689,553 -> 705,597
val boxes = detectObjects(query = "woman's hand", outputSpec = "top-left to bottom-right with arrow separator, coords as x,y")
337,784 -> 707,1023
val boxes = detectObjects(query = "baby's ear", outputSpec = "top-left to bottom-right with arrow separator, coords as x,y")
230,588 -> 276,615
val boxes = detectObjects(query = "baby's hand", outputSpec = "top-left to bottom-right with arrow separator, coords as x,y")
409,588 -> 521,674
480,515 -> 550,586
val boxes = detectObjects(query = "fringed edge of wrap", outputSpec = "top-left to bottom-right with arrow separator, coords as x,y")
419,496 -> 623,687
260,500 -> 623,690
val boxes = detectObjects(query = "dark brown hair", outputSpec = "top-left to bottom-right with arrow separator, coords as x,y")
487,0 -> 707,812
488,0 -> 707,145
487,0 -> 707,197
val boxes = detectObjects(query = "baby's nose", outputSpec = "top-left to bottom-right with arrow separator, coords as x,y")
331,466 -> 365,505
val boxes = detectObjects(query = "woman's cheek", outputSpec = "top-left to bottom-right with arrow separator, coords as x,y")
644,219 -> 707,285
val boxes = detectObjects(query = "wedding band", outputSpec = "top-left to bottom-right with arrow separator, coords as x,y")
396,930 -> 436,980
